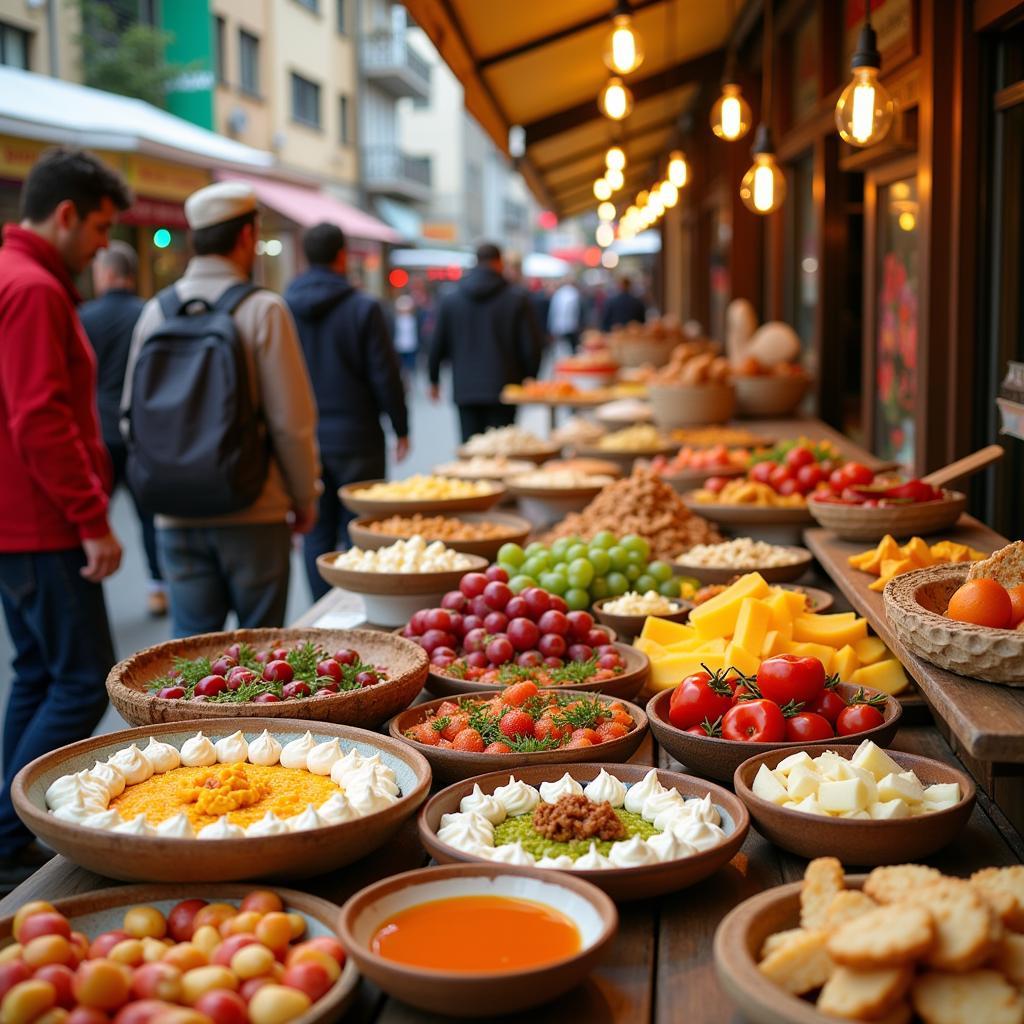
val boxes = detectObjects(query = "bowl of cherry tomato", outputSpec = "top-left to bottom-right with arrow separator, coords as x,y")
646,655 -> 902,783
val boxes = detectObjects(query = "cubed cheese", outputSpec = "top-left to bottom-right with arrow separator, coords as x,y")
760,629 -> 780,658
850,740 -> 903,781
815,755 -> 856,782
817,778 -> 869,814
633,637 -> 666,659
923,782 -> 961,805
878,772 -> 925,804
853,636 -> 888,666
846,764 -> 879,804
762,591 -> 794,632
869,799 -> 911,820
648,652 -> 726,692
848,658 -> 910,696
792,613 -> 868,649
724,640 -> 760,679
775,751 -> 815,776
733,597 -> 771,655
640,618 -> 696,646
831,644 -> 860,682
839,810 -> 872,820
785,641 -> 836,673
752,764 -> 791,805
689,573 -> 770,639
787,764 -> 825,800
792,795 -> 825,816
779,589 -> 807,619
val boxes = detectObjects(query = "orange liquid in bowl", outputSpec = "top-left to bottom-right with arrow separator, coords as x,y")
370,894 -> 582,972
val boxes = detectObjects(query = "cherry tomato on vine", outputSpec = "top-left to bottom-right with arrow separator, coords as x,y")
809,686 -> 847,724
721,699 -> 786,742
836,702 -> 885,736
668,671 -> 734,730
756,654 -> 826,706
784,711 -> 834,743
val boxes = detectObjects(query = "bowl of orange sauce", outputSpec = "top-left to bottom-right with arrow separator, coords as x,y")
337,863 -> 618,1016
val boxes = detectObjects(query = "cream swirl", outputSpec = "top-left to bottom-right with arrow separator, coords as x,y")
668,819 -> 726,852
142,737 -> 181,774
318,792 -> 357,825
345,780 -> 397,817
108,744 -> 154,785
113,814 -> 157,836
485,841 -> 536,866
539,773 -> 584,805
52,794 -> 107,823
645,830 -> 696,862
344,762 -> 399,797
641,788 -> 687,824
284,805 -> 325,832
459,784 -> 507,825
279,731 -> 317,770
198,815 -> 245,839
438,811 -> 494,851
214,730 -> 249,764
330,749 -> 366,786
681,793 -> 721,826
85,760 -> 126,798
583,769 -> 627,808
535,854 -> 575,869
45,773 -> 89,811
607,834 -> 659,868
492,776 -> 540,816
245,812 -> 290,837
156,812 -> 196,838
306,739 -> 342,776
80,809 -> 125,831
573,842 -> 614,870
247,730 -> 283,767
623,769 -> 664,814
180,732 -> 217,767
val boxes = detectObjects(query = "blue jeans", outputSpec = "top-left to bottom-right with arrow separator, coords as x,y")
157,523 -> 292,638
0,548 -> 115,857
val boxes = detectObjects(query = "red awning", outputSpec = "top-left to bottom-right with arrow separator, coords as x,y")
215,172 -> 401,245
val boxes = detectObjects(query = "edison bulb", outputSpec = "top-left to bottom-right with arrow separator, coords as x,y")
605,167 -> 625,191
605,146 -> 626,171
603,14 -> 644,75
667,150 -> 688,188
647,190 -> 665,216
598,77 -> 633,121
740,153 -> 786,214
593,177 -> 613,201
659,180 -> 679,208
835,66 -> 895,146
597,201 -> 616,221
710,83 -> 752,140
595,222 -> 615,248
635,189 -> 649,208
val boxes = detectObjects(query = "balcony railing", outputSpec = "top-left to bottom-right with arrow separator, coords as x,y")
361,31 -> 431,98
362,146 -> 431,198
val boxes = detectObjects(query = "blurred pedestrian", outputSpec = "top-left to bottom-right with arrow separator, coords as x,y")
124,182 -> 320,636
428,242 -> 542,442
528,280 -> 552,349
0,147 -> 130,888
602,275 -> 647,330
285,222 -> 409,601
548,277 -> 582,352
79,241 -> 167,617
392,293 -> 421,378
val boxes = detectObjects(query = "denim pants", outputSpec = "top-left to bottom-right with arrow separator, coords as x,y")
156,523 -> 292,638
0,548 -> 115,857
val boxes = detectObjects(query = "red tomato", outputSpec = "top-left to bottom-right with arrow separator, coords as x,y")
777,479 -> 799,497
756,655 -> 826,706
193,990 -> 250,1024
797,464 -> 825,490
721,699 -> 786,742
784,446 -> 815,471
839,462 -> 875,487
668,671 -> 734,730
836,703 -> 885,736
809,686 -> 847,724
749,461 -> 775,484
784,712 -> 834,743
769,464 -> 793,490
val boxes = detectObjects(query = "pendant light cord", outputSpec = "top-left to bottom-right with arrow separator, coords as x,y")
762,0 -> 773,133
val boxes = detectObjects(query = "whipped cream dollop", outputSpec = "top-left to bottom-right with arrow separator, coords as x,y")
607,834 -> 659,868
80,809 -> 125,831
247,730 -> 283,767
539,773 -> 584,804
484,841 -> 536,866
45,773 -> 106,811
318,792 -> 356,825
284,805 -> 325,832
645,830 -> 696,862
583,769 -> 627,808
459,784 -> 507,825
330,749 -> 366,786
85,760 -> 126,798
245,812 -> 290,837
306,739 -> 342,776
180,732 -> 217,767
438,811 -> 494,852
345,780 -> 397,817
214,730 -> 248,764
279,731 -> 317,770
108,745 -> 154,786
535,854 -> 576,870
113,814 -> 157,836
641,788 -> 687,825
624,769 -> 665,814
573,842 -> 614,870
493,776 -> 540,816
143,737 -> 181,773
668,819 -> 727,852
680,793 -> 721,826
156,812 -> 196,838
198,815 -> 245,839
52,794 -> 107,823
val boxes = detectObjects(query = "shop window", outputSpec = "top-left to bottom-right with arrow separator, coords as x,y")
783,152 -> 817,369
338,94 -> 351,144
239,29 -> 260,97
291,72 -> 322,129
0,21 -> 29,70
784,6 -> 820,128
213,16 -> 226,85
336,0 -> 347,34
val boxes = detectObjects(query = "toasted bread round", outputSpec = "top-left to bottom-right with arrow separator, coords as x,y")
912,969 -> 1024,1024
827,904 -> 935,969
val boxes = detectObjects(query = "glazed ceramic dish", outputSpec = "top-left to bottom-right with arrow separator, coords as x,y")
337,863 -> 618,1017
807,490 -> 966,542
672,546 -> 814,586
733,744 -> 975,864
12,718 -> 431,882
348,512 -> 531,561
0,884 -> 360,1024
591,596 -> 692,640
339,479 -> 506,517
388,690 -> 649,784
107,628 -> 427,728
646,686 -> 902,783
418,763 -> 749,901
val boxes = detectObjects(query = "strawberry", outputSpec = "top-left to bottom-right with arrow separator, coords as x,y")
499,709 -> 535,739
451,728 -> 485,752
483,741 -> 512,754
502,681 -> 539,707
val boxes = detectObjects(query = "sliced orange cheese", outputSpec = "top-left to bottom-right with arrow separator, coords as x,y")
792,613 -> 868,649
849,658 -> 910,696
853,636 -> 888,666
831,644 -> 860,681
733,597 -> 772,657
648,652 -> 726,692
640,617 -> 696,646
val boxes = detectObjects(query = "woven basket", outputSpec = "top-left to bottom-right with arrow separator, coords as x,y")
883,564 -> 1024,686
808,491 -> 966,542
107,628 -> 428,726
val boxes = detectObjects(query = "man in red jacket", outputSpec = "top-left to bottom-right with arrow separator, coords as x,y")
0,148 -> 131,889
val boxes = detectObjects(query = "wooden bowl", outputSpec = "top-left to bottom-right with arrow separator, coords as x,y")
435,458 -> 537,481
456,442 -> 561,465
337,863 -> 618,1017
107,628 -> 427,728
807,490 -> 967,542
339,479 -> 506,517
734,374 -> 810,418
714,874 -> 868,1024
681,495 -> 814,546
884,563 -> 1024,685
388,690 -> 648,784
348,512 -> 531,561
734,744 -> 976,864
423,644 -> 650,701
657,464 -> 747,494
575,443 -> 677,476
505,475 -> 609,529
671,546 -> 814,586
778,584 -> 834,614
418,763 -> 749,902
0,885 -> 359,1024
541,457 -> 622,478
647,382 -> 736,428
11,718 -> 432,882
646,686 -> 902,783
592,596 -> 691,641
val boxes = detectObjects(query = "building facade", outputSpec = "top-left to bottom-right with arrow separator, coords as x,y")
0,0 -> 81,80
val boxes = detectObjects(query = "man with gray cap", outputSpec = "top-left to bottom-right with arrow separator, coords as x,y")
124,181 -> 320,637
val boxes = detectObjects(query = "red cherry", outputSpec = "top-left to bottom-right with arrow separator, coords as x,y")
423,608 -> 453,632
447,611 -> 465,637
333,648 -> 358,665
567,643 -> 593,662
469,594 -> 491,618
460,572 -> 489,598
505,596 -> 529,619
226,667 -> 258,691
566,611 -> 594,640
253,692 -> 281,703
485,636 -> 514,665
548,595 -> 569,614
209,656 -> 235,676
598,652 -> 622,670
543,656 -> 564,668
537,609 -> 569,635
483,580 -> 513,610
355,670 -> 379,687
461,614 -> 484,634
225,643 -> 242,661
262,659 -> 294,683
194,675 -> 227,697
282,681 -> 311,699
485,565 -> 510,583
538,633 -> 566,659
316,659 -> 342,682
465,650 -> 489,669
463,627 -> 488,653
483,611 -> 509,634
156,686 -> 185,699
420,629 -> 454,654
409,610 -> 430,635
441,590 -> 467,611
523,587 -> 551,618
516,650 -> 543,667
507,617 -> 540,652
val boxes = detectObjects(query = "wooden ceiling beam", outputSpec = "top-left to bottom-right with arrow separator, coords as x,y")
532,112 -> 681,173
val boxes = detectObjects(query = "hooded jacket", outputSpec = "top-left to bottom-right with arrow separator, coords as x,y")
428,266 -> 542,404
285,266 -> 408,455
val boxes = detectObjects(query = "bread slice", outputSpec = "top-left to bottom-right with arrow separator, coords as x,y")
827,903 -> 935,969
758,928 -> 833,995
817,966 -> 913,1020
967,541 -> 1024,589
912,969 -> 1024,1024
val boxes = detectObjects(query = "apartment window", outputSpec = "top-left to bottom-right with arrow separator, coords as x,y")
0,21 -> 29,70
213,16 -> 226,84
336,0 -> 346,33
294,0 -> 319,11
338,94 -> 350,144
239,29 -> 260,96
291,73 -> 321,128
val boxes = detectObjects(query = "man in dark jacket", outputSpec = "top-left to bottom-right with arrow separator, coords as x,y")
285,222 -> 409,600
79,241 -> 166,616
601,275 -> 647,330
428,242 -> 542,441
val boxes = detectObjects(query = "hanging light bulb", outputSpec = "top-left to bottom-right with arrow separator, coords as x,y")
598,76 -> 634,121
667,149 -> 689,188
647,188 -> 665,217
835,9 -> 895,147
605,166 -> 625,191
740,125 -> 786,215
602,4 -> 644,75
595,222 -> 615,247
659,180 -> 679,208
593,177 -> 613,201
605,145 -> 626,171
636,189 -> 649,208
597,201 -> 616,220
710,82 -> 752,140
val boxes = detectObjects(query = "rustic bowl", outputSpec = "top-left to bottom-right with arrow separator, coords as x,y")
107,628 -> 427,728
680,495 -> 814,546
807,490 -> 967,542
12,718 -> 432,883
591,597 -> 692,641
337,863 -> 617,1017
657,463 -> 747,494
418,763 -> 749,901
778,584 -> 834,614
505,474 -> 613,528
734,744 -> 975,864
734,374 -> 810,418
388,690 -> 648,784
348,512 -> 531,561
540,457 -> 622,478
0,884 -> 359,1024
575,442 -> 678,476
456,443 -> 561,465
646,686 -> 902,783
339,479 -> 506,517
714,874 -> 869,1024
648,382 -> 736,428
423,644 -> 650,702
884,563 -> 1024,685
435,458 -> 537,481
671,546 -> 815,586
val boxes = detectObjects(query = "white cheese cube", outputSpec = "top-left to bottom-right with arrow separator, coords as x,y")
847,764 -> 879,805
878,772 -> 924,805
851,740 -> 903,781
813,750 -> 844,775
923,783 -> 961,805
921,798 -> 959,812
775,751 -> 814,777
869,799 -> 911,820
839,810 -> 872,819
786,764 -> 825,800
792,795 -> 825,816
752,764 -> 790,805
818,778 -> 869,814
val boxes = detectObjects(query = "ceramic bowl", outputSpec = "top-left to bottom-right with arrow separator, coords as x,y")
680,495 -> 814,546
0,884 -> 360,1024
575,442 -> 678,476
647,382 -> 736,428
107,628 -> 427,728
348,512 -> 531,561
671,546 -> 815,586
734,744 -> 976,865
418,763 -> 749,902
389,690 -> 648,784
505,474 -> 612,528
423,643 -> 650,702
591,597 -> 692,641
337,863 -> 617,1017
436,458 -> 538,481
12,718 -> 432,882
339,479 -> 507,517
646,686 -> 902,783
734,374 -> 810,418
807,490 -> 967,542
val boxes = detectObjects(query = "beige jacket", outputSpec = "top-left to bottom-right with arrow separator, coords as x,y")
123,255 -> 320,527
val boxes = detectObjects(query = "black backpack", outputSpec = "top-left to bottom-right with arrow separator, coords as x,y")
125,281 -> 269,517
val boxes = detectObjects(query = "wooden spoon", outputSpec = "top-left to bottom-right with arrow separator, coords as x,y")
921,444 -> 1004,489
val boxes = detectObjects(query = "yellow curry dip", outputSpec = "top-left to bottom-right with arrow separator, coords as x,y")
109,763 -> 339,830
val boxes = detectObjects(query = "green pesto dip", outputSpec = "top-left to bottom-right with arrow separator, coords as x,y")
492,808 -> 659,861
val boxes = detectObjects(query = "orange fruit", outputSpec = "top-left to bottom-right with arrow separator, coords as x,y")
1008,585 -> 1024,627
946,578 -> 1013,628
